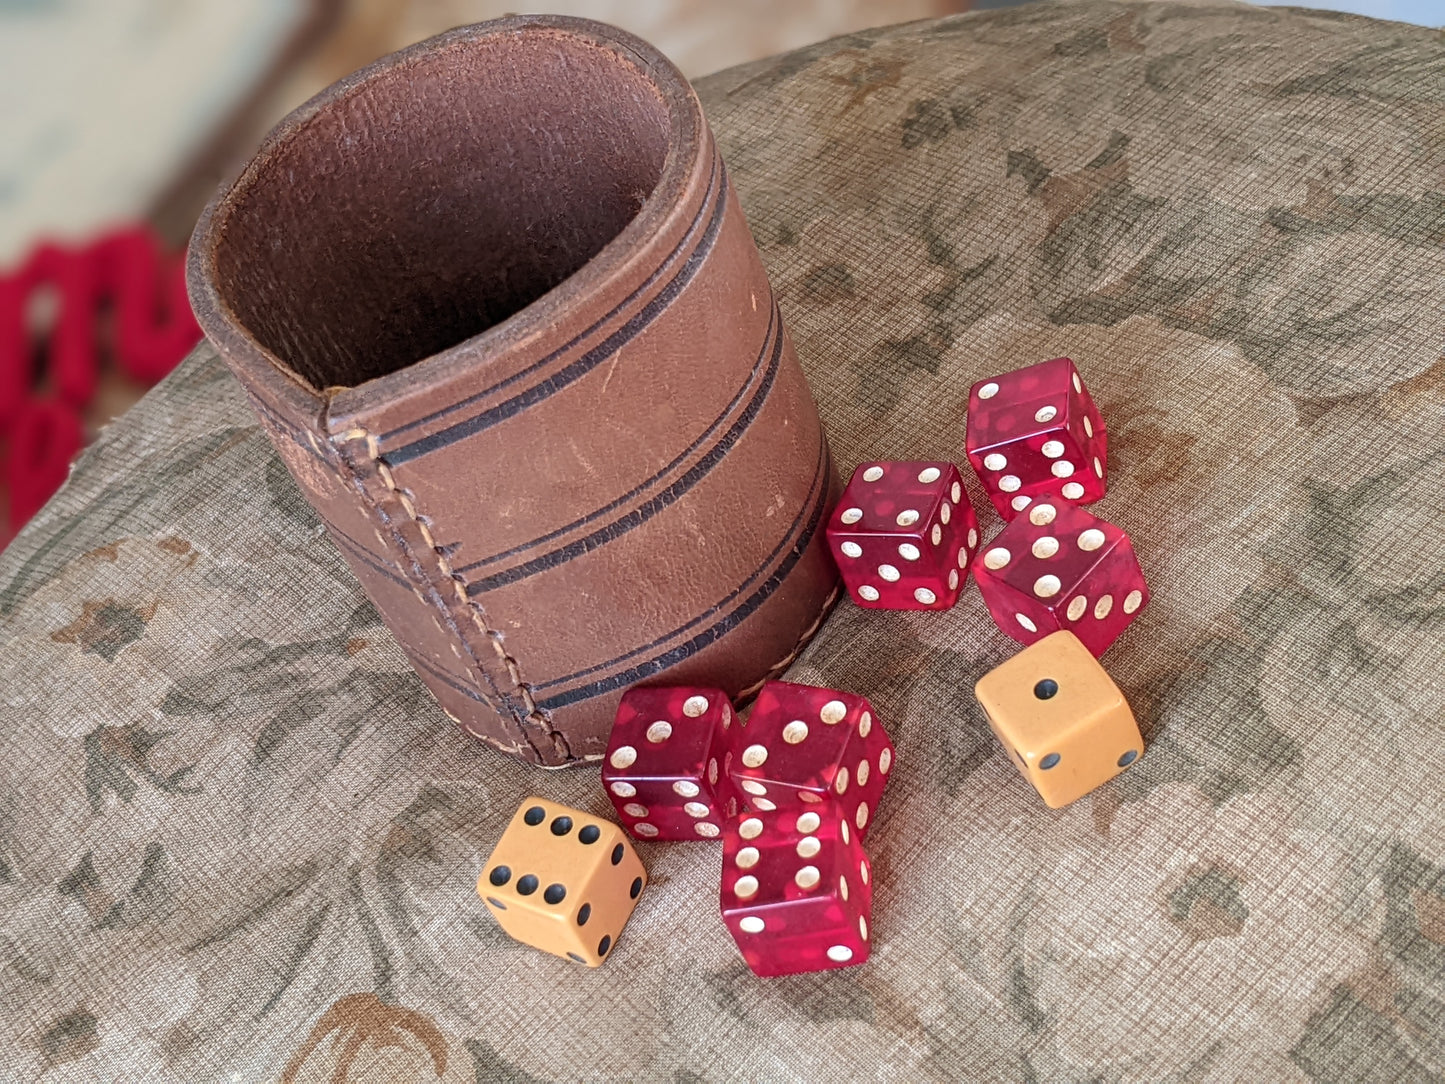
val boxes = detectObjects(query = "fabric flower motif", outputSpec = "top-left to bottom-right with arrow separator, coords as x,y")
1024,785 -> 1367,1078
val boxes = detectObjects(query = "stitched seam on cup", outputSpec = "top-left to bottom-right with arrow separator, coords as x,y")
734,580 -> 842,704
330,424 -> 570,764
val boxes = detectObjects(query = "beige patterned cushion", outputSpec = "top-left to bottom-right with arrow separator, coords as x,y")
4,1 -> 1444,1078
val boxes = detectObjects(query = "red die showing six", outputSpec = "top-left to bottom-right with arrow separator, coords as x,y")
972,500 -> 1148,657
965,357 -> 1107,521
603,686 -> 739,841
826,461 -> 980,610
726,681 -> 894,839
720,806 -> 874,977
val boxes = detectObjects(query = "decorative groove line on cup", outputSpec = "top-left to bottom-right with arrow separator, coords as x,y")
534,437 -> 831,710
382,156 -> 729,465
322,520 -> 414,589
461,298 -> 784,592
378,148 -> 723,445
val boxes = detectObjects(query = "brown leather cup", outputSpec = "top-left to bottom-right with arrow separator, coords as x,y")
186,16 -> 838,767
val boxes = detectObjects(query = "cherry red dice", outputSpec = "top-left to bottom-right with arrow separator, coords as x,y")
972,499 -> 1148,657
602,686 -> 739,841
826,461 -> 980,609
720,806 -> 874,977
726,681 -> 894,839
965,357 -> 1107,520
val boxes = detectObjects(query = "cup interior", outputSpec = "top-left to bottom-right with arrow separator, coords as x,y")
209,28 -> 671,390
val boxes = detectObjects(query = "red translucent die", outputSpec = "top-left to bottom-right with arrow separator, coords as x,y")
825,461 -> 981,610
726,681 -> 894,839
720,806 -> 874,977
602,686 -> 739,841
965,357 -> 1108,520
972,500 -> 1149,657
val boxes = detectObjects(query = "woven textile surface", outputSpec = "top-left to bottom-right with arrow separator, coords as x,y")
4,1 -> 1445,1079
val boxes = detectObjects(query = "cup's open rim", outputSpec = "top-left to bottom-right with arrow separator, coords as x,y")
186,14 -> 707,420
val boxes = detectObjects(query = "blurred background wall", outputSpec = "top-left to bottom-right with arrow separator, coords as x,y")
2,0 -> 976,265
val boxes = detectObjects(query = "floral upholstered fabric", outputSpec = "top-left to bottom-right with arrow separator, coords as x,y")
4,1 -> 1445,1079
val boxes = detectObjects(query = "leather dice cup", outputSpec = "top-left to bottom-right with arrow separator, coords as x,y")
186,17 -> 839,767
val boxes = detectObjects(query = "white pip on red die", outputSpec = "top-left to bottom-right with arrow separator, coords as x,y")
826,461 -> 980,610
720,806 -> 874,977
973,499 -> 1149,657
602,686 -> 738,841
965,357 -> 1107,520
726,680 -> 894,840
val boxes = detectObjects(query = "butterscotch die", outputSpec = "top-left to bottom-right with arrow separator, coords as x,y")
477,797 -> 647,966
973,631 -> 1143,808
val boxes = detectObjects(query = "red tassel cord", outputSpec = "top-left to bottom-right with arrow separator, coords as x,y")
0,226 -> 200,544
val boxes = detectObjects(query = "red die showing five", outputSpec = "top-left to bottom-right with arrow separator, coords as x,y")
826,461 -> 981,610
972,500 -> 1148,657
965,357 -> 1107,520
726,681 -> 894,839
720,806 -> 873,977
603,686 -> 739,841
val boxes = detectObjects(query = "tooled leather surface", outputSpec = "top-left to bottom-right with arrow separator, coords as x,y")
328,426 -> 567,764
200,92 -> 838,765
321,158 -> 839,766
